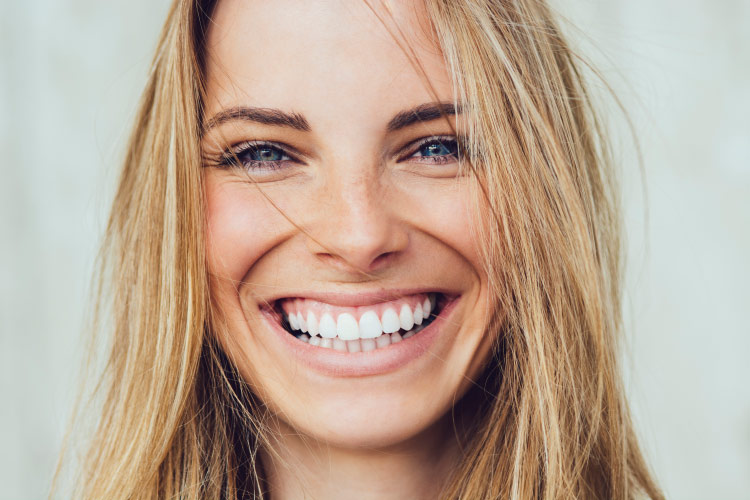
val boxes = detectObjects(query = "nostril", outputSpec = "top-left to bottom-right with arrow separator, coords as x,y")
367,251 -> 398,271
316,249 -> 398,274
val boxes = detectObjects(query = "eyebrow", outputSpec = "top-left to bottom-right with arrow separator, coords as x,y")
203,107 -> 311,133
202,101 -> 460,134
386,102 -> 460,132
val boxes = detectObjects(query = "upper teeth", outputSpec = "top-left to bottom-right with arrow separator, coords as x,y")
282,294 -> 435,341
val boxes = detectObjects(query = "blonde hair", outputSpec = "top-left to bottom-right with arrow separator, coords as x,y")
58,0 -> 663,498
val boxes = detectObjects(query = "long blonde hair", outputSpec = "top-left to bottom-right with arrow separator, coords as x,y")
59,0 -> 663,498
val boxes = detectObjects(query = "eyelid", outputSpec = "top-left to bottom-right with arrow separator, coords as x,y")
223,140 -> 300,161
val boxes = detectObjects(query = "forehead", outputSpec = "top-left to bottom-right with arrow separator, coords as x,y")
203,0 -> 453,126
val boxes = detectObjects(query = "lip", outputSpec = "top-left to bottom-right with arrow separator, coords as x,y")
260,287 -> 458,308
259,293 -> 461,377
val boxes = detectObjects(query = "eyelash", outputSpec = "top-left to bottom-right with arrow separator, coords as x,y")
216,135 -> 462,171
398,136 -> 461,165
218,140 -> 296,171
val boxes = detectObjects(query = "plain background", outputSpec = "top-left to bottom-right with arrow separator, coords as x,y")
1,0 -> 748,498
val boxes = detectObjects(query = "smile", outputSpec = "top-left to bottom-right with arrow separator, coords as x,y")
273,293 -> 445,353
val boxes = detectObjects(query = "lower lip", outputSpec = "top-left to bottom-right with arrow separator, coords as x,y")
261,296 -> 460,377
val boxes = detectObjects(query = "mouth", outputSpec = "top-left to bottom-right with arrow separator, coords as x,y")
266,292 -> 448,353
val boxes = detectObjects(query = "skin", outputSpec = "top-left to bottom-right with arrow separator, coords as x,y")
202,1 -> 494,498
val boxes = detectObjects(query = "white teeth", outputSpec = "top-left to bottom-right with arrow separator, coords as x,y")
301,327 -> 420,349
290,293 -> 440,347
375,334 -> 391,349
346,339 -> 361,353
307,311 -> 319,336
288,312 -> 300,330
358,310 -> 382,339
337,313 -> 359,341
361,339 -> 376,352
413,303 -> 424,325
381,308 -> 400,334
399,304 -> 414,331
319,313 -> 337,338
423,297 -> 432,318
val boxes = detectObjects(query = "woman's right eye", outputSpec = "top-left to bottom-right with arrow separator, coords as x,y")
220,141 -> 296,171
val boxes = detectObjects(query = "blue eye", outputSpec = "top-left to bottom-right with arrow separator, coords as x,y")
419,142 -> 454,157
248,146 -> 285,162
407,137 -> 460,164
221,141 -> 293,171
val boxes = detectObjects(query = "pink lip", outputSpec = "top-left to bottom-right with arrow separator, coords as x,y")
261,287 -> 458,308
260,295 -> 460,377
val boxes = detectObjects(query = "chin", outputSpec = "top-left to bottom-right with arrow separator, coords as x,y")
284,395 -> 445,450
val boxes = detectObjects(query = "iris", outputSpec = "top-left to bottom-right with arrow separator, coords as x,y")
420,141 -> 454,157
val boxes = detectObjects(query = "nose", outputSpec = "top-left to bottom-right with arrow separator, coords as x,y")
305,169 -> 408,275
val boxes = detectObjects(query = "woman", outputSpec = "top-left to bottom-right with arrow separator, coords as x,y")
64,0 -> 664,498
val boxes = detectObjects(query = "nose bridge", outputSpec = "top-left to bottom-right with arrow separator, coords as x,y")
307,161 -> 406,273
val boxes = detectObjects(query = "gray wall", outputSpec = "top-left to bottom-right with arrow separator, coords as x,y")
1,1 -> 748,498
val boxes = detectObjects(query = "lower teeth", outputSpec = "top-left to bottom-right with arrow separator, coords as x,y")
294,322 -> 427,351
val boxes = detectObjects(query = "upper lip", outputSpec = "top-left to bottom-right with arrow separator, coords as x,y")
259,287 -> 458,308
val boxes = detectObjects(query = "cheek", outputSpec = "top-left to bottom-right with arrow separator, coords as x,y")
408,178 -> 486,280
204,174 -> 292,284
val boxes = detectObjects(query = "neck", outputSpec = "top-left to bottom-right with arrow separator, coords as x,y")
261,413 -> 460,500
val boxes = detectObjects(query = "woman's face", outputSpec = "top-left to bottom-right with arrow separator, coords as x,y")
203,0 -> 493,449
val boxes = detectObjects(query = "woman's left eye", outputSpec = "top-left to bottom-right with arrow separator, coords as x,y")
403,137 -> 461,164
